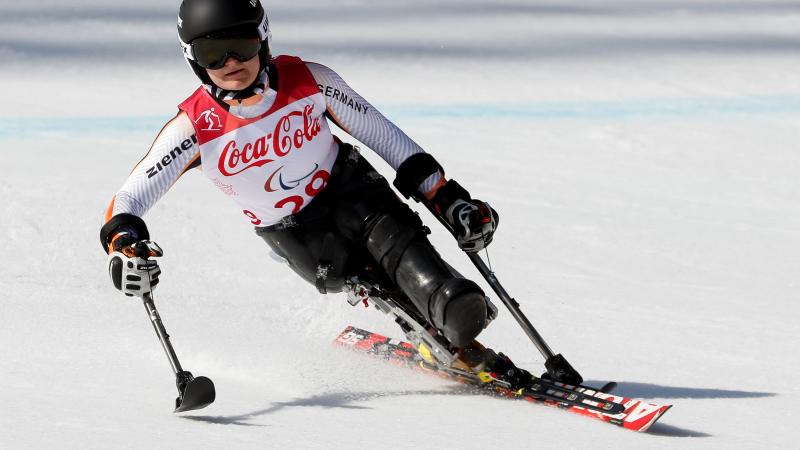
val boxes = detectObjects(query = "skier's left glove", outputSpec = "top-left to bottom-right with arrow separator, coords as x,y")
431,180 -> 499,252
107,232 -> 163,298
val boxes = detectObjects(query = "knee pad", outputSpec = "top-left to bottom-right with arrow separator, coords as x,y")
364,213 -> 421,280
430,278 -> 487,347
363,212 -> 487,346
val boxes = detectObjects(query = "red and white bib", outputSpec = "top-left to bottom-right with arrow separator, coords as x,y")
179,55 -> 337,227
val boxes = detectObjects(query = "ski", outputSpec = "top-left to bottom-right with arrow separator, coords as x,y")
174,371 -> 216,413
334,326 -> 672,432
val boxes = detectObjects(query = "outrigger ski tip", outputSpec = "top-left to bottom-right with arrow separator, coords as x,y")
174,371 -> 216,413
543,353 -> 584,385
600,381 -> 618,394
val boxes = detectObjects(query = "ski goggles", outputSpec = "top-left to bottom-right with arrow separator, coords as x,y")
188,37 -> 262,70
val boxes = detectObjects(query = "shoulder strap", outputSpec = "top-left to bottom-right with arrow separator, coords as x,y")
178,87 -> 229,144
272,55 -> 322,103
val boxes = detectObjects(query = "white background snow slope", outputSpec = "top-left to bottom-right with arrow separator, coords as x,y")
1,1 -> 799,448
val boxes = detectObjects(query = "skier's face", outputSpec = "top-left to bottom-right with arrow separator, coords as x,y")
206,55 -> 260,91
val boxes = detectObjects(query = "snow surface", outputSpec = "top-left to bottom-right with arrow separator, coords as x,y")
2,0 -> 800,448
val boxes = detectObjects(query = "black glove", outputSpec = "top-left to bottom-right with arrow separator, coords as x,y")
107,232 -> 163,298
432,180 -> 499,252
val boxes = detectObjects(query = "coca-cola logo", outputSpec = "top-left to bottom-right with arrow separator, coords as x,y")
218,104 -> 322,177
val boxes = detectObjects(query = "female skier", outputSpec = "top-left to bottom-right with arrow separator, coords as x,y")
101,0 -> 531,386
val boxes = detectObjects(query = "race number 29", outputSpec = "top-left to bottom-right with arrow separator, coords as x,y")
274,169 -> 330,215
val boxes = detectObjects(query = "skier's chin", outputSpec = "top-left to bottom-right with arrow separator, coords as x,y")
216,73 -> 256,91
206,60 -> 260,91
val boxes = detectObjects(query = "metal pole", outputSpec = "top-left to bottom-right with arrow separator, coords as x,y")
143,293 -> 184,376
421,201 -> 582,384
466,252 -> 556,361
424,206 -> 558,360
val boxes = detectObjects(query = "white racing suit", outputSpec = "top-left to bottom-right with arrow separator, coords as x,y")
101,55 -> 488,347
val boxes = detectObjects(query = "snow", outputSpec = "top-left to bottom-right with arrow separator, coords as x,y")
2,0 -> 799,448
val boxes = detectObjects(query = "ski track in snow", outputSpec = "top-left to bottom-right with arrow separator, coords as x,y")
2,1 -> 800,449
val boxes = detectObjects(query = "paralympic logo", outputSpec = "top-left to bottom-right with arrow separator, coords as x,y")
264,163 -> 320,192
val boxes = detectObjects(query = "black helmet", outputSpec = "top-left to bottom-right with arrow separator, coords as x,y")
178,0 -> 272,84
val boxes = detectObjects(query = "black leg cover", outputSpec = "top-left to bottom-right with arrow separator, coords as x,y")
258,142 -> 488,347
364,213 -> 488,347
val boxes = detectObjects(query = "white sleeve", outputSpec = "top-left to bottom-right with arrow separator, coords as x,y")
305,61 -> 442,194
108,112 -> 200,218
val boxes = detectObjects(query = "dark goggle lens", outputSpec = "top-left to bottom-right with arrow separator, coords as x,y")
192,38 -> 261,69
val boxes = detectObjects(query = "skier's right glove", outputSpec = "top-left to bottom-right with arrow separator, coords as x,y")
431,180 -> 499,253
107,233 -> 163,298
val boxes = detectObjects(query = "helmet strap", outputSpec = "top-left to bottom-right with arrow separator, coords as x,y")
205,67 -> 269,104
